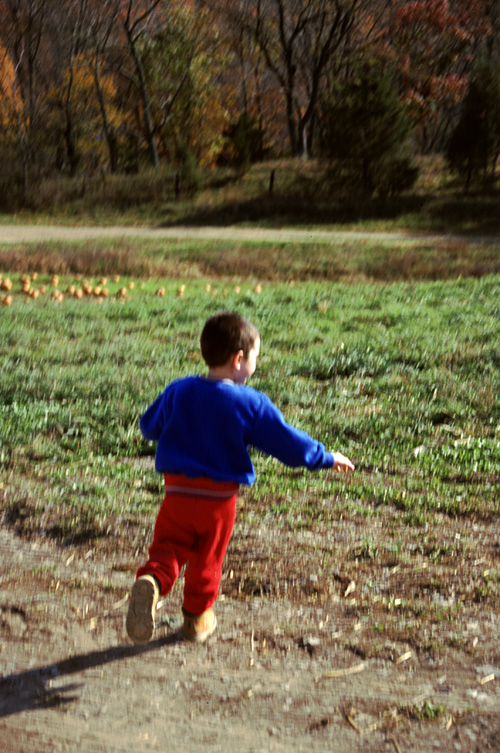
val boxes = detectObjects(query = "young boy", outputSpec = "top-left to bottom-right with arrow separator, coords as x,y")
126,311 -> 354,645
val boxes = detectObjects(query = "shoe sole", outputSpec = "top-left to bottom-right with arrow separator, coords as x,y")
126,578 -> 157,645
183,613 -> 217,643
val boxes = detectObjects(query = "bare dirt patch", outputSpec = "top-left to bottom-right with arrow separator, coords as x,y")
1,509 -> 499,753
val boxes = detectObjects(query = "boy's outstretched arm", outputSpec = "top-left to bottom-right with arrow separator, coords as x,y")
331,452 -> 355,473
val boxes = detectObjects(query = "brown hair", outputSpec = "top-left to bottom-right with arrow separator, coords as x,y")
200,311 -> 259,367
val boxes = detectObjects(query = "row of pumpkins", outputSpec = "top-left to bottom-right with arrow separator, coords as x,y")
1,273 -> 129,305
1,273 -> 263,306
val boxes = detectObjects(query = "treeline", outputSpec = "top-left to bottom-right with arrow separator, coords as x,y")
0,0 -> 499,207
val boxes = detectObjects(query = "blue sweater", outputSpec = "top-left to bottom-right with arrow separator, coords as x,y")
140,376 -> 334,485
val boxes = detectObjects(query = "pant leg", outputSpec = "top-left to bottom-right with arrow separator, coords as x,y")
183,493 -> 237,615
136,492 -> 195,596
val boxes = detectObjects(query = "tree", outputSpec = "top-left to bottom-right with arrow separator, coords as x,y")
446,55 -> 500,189
319,59 -> 417,195
233,0 -> 362,157
222,111 -> 265,171
388,0 -> 491,152
209,0 -> 281,156
45,53 -> 122,175
141,1 -> 230,169
0,43 -> 24,204
85,0 -> 124,173
46,0 -> 93,176
119,0 -> 166,169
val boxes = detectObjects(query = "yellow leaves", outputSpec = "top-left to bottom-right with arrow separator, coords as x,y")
46,54 -> 117,117
43,53 -> 121,166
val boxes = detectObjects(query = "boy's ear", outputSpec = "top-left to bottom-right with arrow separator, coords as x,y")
231,350 -> 244,370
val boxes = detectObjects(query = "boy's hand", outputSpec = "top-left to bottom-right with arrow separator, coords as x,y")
331,452 -> 355,473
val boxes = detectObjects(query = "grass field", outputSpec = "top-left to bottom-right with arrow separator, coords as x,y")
1,240 -> 499,654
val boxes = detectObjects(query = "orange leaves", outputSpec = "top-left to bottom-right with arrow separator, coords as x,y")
0,43 -> 23,130
0,44 -> 16,98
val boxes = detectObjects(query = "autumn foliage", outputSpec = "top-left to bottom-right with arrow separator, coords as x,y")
0,43 -> 23,136
0,0 -> 498,202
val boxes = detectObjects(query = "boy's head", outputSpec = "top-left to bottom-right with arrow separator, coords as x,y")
200,311 -> 259,368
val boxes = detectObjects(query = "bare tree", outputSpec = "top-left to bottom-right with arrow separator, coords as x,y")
57,0 -> 92,175
86,0 -> 123,172
232,0 -> 362,157
119,0 -> 165,169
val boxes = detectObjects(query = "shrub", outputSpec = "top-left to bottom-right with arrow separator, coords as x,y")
446,55 -> 500,190
220,112 -> 265,174
318,60 -> 417,196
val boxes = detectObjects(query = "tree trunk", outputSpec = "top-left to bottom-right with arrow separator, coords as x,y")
93,57 -> 118,173
285,88 -> 299,156
124,25 -> 160,169
299,121 -> 308,160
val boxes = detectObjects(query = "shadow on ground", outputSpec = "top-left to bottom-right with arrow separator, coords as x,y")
0,634 -> 178,717
159,192 -> 500,237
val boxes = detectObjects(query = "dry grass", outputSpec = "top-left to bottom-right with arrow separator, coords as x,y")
1,238 -> 500,283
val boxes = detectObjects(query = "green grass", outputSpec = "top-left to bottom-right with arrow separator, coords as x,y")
1,271 -> 499,542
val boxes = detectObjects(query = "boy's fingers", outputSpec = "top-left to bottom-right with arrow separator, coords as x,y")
332,452 -> 355,472
339,460 -> 355,471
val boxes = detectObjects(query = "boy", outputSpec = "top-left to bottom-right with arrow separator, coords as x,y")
126,311 -> 354,645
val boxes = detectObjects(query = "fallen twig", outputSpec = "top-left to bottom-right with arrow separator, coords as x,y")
346,713 -> 362,733
395,651 -> 412,665
316,662 -> 365,682
478,674 -> 495,685
83,594 -> 129,628
387,734 -> 403,753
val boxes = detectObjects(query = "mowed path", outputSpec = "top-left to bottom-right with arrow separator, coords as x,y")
0,224 -> 495,246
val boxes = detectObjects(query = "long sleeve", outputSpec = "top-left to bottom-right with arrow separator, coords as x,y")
249,394 -> 334,471
140,392 -> 168,441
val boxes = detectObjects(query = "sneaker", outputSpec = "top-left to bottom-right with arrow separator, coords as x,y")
182,607 -> 217,643
126,575 -> 159,645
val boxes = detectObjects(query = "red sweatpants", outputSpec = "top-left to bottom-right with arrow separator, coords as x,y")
136,474 -> 238,615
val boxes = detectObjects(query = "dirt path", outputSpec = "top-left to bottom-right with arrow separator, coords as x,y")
0,223 -> 497,246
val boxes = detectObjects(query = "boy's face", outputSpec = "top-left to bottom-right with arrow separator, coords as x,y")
234,336 -> 260,384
